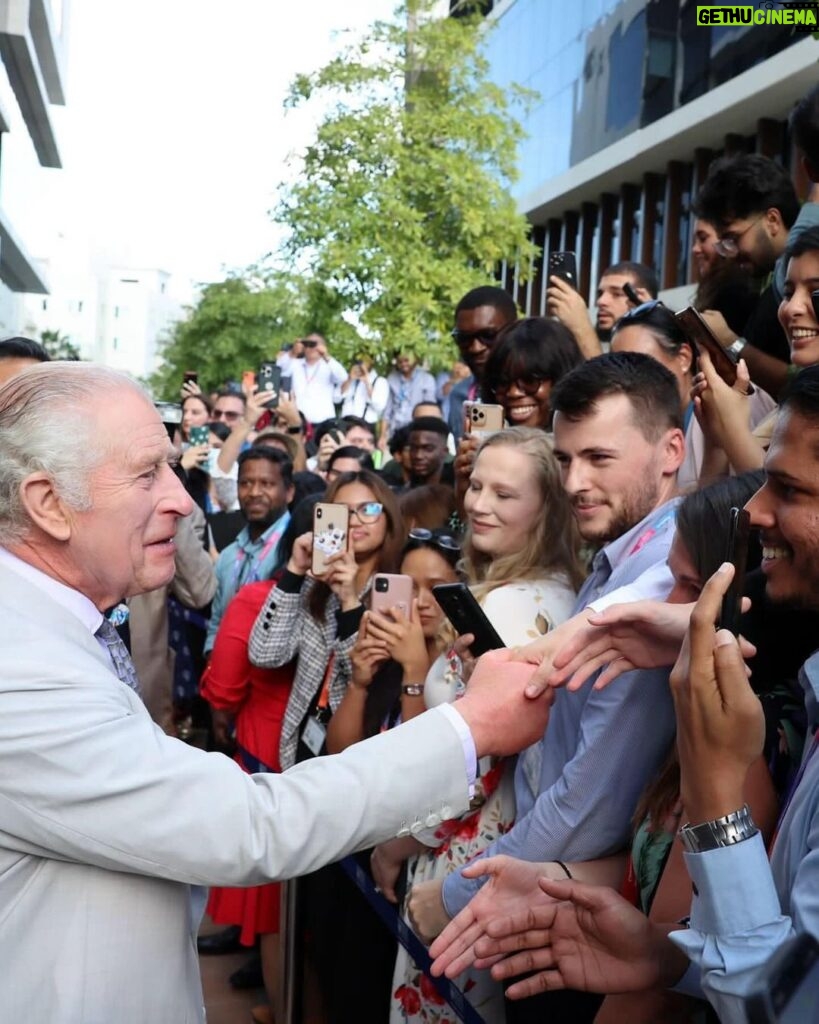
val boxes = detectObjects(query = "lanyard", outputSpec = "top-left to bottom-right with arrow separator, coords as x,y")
232,520 -> 287,592
316,653 -> 336,713
770,727 -> 819,853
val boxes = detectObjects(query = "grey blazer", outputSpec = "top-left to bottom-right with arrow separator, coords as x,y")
0,565 -> 469,1023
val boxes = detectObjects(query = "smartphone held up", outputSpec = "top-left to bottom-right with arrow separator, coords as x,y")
311,502 -> 350,576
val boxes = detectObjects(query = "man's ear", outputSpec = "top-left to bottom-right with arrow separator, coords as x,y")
678,342 -> 694,376
765,206 -> 787,241
663,427 -> 686,476
18,472 -> 73,542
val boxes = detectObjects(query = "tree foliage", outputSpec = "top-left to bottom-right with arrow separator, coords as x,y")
272,0 -> 537,369
148,274 -> 310,400
38,328 -> 81,361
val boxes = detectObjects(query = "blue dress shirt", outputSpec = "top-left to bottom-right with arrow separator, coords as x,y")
672,650 -> 819,1023
204,511 -> 290,653
442,499 -> 680,917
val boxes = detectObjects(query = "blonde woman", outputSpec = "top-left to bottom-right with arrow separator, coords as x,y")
376,427 -> 583,1024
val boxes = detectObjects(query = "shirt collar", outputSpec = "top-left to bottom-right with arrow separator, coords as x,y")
236,509 -> 291,553
0,545 -> 103,635
594,497 -> 681,576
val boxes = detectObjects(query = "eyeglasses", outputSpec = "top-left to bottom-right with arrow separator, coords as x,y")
715,216 -> 763,259
450,328 -> 501,349
408,528 -> 461,553
211,408 -> 242,422
348,501 -> 383,523
494,374 -> 548,397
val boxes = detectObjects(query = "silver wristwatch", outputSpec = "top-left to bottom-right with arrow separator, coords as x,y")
402,684 -> 424,697
726,336 -> 748,359
679,804 -> 758,853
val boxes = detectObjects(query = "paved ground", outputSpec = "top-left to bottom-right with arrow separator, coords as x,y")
199,917 -> 267,1024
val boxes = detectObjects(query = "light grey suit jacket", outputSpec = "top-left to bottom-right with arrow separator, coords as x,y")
0,567 -> 469,1023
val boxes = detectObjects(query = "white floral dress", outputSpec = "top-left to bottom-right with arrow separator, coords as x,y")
391,575 -> 576,1024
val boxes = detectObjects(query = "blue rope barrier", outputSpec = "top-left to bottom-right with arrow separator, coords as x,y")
338,855 -> 486,1024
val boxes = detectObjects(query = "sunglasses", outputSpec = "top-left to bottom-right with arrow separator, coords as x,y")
450,328 -> 501,349
494,374 -> 548,396
408,527 -> 461,553
348,501 -> 383,523
211,408 -> 242,422
303,340 -> 319,348
617,299 -> 664,323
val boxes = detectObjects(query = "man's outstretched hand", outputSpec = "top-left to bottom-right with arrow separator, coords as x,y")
475,878 -> 688,1001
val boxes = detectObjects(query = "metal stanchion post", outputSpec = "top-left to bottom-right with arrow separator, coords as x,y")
277,878 -> 302,1024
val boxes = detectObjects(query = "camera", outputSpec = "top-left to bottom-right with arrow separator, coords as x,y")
375,577 -> 389,593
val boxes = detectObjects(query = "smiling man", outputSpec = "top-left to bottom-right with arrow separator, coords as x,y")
692,154 -> 815,396
0,362 -> 566,1023
204,446 -> 294,654
448,285 -> 518,443
430,352 -> 685,1023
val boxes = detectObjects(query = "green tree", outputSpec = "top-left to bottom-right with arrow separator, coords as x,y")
273,0 -> 537,370
38,328 -> 81,361
149,273 -> 312,400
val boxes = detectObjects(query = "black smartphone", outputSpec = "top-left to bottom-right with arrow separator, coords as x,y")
745,933 -> 819,1023
623,281 -> 641,306
548,251 -> 578,290
431,583 -> 505,658
675,306 -> 746,390
811,289 -> 819,323
718,506 -> 751,635
258,362 -> 281,408
183,370 -> 198,386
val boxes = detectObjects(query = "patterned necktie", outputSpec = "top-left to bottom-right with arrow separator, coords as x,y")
96,617 -> 141,695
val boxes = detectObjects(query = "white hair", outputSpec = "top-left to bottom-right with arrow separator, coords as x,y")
0,362 -> 148,545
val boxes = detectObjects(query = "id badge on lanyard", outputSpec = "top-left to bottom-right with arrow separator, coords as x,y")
301,717 -> 327,757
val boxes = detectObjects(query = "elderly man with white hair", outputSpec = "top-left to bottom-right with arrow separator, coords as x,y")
0,361 -> 552,1023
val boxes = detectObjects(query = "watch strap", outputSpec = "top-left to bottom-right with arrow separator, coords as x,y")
679,804 -> 758,853
726,336 -> 748,359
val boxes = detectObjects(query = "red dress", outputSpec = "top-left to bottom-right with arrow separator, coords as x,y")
200,580 -> 294,945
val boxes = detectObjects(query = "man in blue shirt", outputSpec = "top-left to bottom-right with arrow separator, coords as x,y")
204,447 -> 293,654
403,353 -> 685,1020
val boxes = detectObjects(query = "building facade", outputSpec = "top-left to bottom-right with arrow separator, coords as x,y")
482,0 -> 816,309
0,0 -> 66,330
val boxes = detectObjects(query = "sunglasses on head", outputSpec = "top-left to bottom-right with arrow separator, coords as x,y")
617,299 -> 664,324
408,527 -> 461,553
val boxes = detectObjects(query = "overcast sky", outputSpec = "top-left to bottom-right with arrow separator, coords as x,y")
57,0 -> 394,287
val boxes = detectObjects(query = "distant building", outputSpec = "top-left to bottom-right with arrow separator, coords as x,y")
19,249 -> 188,377
481,0 -> 815,309
0,0 -> 66,327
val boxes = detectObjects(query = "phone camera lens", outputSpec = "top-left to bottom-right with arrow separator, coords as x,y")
316,509 -> 322,519
375,578 -> 389,592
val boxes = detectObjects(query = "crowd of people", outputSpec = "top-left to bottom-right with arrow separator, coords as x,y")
2,82 -> 819,1024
